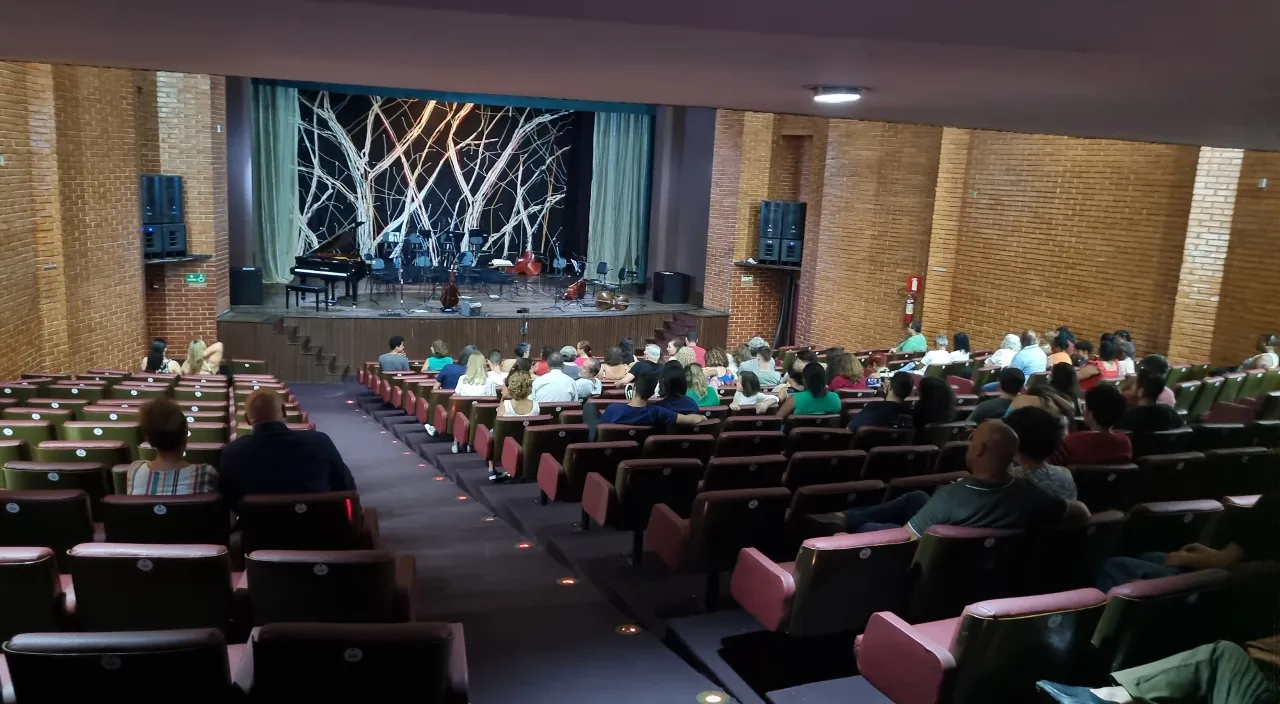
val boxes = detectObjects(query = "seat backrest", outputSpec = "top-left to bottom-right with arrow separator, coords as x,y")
882,471 -> 969,502
3,407 -> 74,426
246,550 -> 399,624
0,489 -> 93,571
69,543 -> 233,633
908,525 -> 1029,623
916,422 -> 974,448
519,424 -> 591,478
34,440 -> 130,466
643,434 -> 715,464
701,454 -> 788,491
1069,463 -> 1141,512
784,427 -> 853,456
1205,447 -> 1280,497
3,462 -> 109,506
1216,372 -> 1246,403
722,416 -> 785,433
3,628 -> 233,703
0,419 -> 55,446
0,547 -> 62,641
788,528 -> 916,637
1028,510 -> 1127,593
1093,569 -> 1232,672
613,458 -> 705,529
595,423 -> 658,445
1188,376 -> 1224,417
860,445 -> 940,481
237,491 -> 364,554
1134,452 -> 1207,503
689,487 -> 791,568
784,414 -> 842,431
852,426 -> 914,451
558,441 -> 640,501
782,450 -> 867,491
1120,500 -> 1223,556
102,494 -> 230,546
714,431 -> 786,458
950,588 -> 1108,704
249,622 -> 458,701
79,406 -> 140,422
1191,423 -> 1251,452
1249,420 -> 1280,449
785,480 -> 888,545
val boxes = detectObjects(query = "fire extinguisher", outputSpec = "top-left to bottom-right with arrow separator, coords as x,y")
904,292 -> 916,325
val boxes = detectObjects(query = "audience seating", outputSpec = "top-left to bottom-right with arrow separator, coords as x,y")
784,414 -> 841,431
581,458 -> 704,563
243,549 -> 413,625
1187,376 -> 1225,418
732,528 -> 916,636
882,471 -> 968,502
0,489 -> 93,572
1134,452 -> 1207,502
2,461 -> 109,516
0,419 -> 55,448
499,423 -> 589,480
713,430 -> 785,458
34,439 -> 131,467
642,434 -> 715,463
537,441 -> 640,504
934,441 -> 969,473
857,588 -> 1107,704
916,422 -> 972,448
860,445 -> 939,482
1131,427 -> 1196,457
475,415 -> 553,471
79,405 -> 140,422
595,423 -> 659,445
237,491 -> 377,555
234,622 -> 468,702
783,427 -> 852,455
137,442 -> 225,468
2,408 -> 74,428
700,455 -> 788,491
722,416 -> 785,433
102,494 -> 231,546
907,526 -> 1030,623
1091,568 -> 1232,672
853,426 -> 914,451
1069,463 -> 1141,511
1029,510 -> 1127,593
1205,446 -> 1280,496
1118,500 -> 1223,556
781,450 -> 866,491
0,547 -> 64,642
1191,422 -> 1252,451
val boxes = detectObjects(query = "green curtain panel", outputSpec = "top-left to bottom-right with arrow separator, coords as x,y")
587,112 -> 653,283
251,83 -> 300,283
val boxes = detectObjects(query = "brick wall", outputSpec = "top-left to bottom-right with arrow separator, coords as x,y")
1211,151 -> 1280,366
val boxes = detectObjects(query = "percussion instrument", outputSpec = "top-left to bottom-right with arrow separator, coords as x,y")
594,290 -> 631,311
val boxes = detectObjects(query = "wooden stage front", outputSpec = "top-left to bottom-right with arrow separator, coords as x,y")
217,283 -> 728,382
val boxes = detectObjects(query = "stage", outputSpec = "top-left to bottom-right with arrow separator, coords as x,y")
217,281 -> 727,383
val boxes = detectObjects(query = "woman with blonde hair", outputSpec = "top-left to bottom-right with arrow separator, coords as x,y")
684,363 -> 719,407
703,348 -> 731,380
675,347 -> 696,368
181,339 -> 224,376
454,352 -> 496,397
498,369 -> 540,417
827,352 -> 866,390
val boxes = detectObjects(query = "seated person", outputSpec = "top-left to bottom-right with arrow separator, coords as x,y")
141,338 -> 182,375
219,389 -> 356,506
950,332 -> 971,362
917,335 -> 953,370
617,337 -> 636,364
454,352 -> 497,397
1049,361 -> 1084,417
498,370 -> 540,417
378,335 -> 410,372
532,345 -> 555,376
847,371 -> 914,432
655,361 -> 699,413
969,367 -> 1024,423
531,352 -> 576,403
1116,340 -> 1137,376
435,345 -> 476,390
1057,383 -> 1132,465
125,398 -> 218,495
703,347 -> 732,381
1123,354 -> 1176,406
1038,640 -> 1276,704
1047,334 -> 1073,367
684,363 -> 719,407
685,330 -> 706,365
596,372 -> 704,430
988,333 -> 1022,368
666,337 -> 686,359
599,347 -> 632,382
827,352 -> 866,390
828,420 -> 1088,534
181,339 -> 224,376
486,349 -> 508,385
575,340 -> 592,361
1116,370 -> 1185,434
620,344 -> 663,385
574,359 -> 603,401
425,339 -> 452,372
737,341 -> 776,375
777,361 -> 842,418
912,376 -> 955,429
674,346 -> 696,368
558,346 -> 581,379
1078,339 -> 1124,391
499,342 -> 530,373
729,371 -> 779,413
1073,339 -> 1095,366
1243,332 -> 1279,371
1004,406 -> 1076,501
892,320 -> 927,354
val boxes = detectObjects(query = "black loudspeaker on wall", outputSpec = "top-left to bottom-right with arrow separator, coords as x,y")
140,176 -> 163,225
757,200 -> 806,263
229,267 -> 264,306
651,271 -> 693,305
160,176 -> 184,223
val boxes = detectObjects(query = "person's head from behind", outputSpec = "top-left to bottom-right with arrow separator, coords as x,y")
581,358 -> 600,380
576,340 -> 592,358
633,372 -> 660,401
488,349 -> 503,369
1114,329 -> 1131,343
644,344 -> 662,363
187,339 -> 207,365
618,338 -> 635,358
139,397 -> 188,456
560,345 -> 577,364
739,371 -> 762,398
1260,333 -> 1278,353
965,420 -> 1019,481
1100,333 -> 1115,346
827,352 -> 856,382
748,336 -> 767,356
705,347 -> 728,368
756,345 -> 773,363
1000,333 -> 1021,351
540,345 -> 554,362
1051,335 -> 1069,353
887,371 -> 914,402
906,320 -> 922,337
506,370 -> 533,400
1138,353 -> 1169,378
547,351 -> 564,370
802,362 -> 827,397
146,338 -> 168,372
514,342 -> 531,360
464,352 -> 487,383
1020,330 -> 1038,349
733,344 -> 752,365
914,376 -> 954,425
388,336 -> 405,353
245,388 -> 285,427
932,335 -> 948,351
684,363 -> 706,393
1075,340 -> 1094,359
1003,406 -> 1063,466
661,360 -> 687,398
666,337 -> 685,357
997,367 -> 1026,397
787,365 -> 805,390
430,339 -> 448,358
1138,369 -> 1165,405
865,353 -> 887,375
953,332 -> 970,353
675,347 -> 695,368
686,330 -> 699,346
1049,362 -> 1078,398
1098,339 -> 1118,362
457,345 -> 477,366
605,346 -> 624,365
1118,340 -> 1135,362
1084,383 -> 1127,431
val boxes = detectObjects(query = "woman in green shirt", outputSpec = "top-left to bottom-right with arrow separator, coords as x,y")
777,362 -> 842,417
425,339 -> 452,371
685,363 -> 720,407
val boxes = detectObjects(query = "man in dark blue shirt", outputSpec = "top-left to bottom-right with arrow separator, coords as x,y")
435,345 -> 477,390
219,389 -> 357,506
594,372 -> 704,436
847,371 -> 914,432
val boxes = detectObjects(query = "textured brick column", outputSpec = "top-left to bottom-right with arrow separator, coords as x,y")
1166,147 -> 1244,364
920,128 -> 972,336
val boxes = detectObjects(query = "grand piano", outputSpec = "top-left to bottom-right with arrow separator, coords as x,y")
291,228 -> 368,304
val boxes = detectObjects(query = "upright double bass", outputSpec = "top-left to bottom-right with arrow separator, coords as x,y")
439,263 -> 460,311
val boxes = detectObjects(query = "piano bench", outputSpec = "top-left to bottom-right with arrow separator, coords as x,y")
286,283 -> 330,311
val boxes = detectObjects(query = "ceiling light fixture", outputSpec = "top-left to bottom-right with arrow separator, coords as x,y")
810,86 -> 863,104
697,691 -> 730,704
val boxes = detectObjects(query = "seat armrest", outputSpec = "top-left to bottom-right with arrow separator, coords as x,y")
433,404 -> 448,433
646,503 -> 691,570
395,554 -> 417,621
232,627 -> 259,694
581,471 -> 616,527
446,622 -> 469,703
536,454 -> 563,501
730,548 -> 796,631
475,425 -> 493,462
501,435 -> 522,476
857,611 -> 956,704
360,507 -> 382,549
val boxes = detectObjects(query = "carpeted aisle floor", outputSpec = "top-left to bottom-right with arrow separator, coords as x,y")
291,383 -> 728,703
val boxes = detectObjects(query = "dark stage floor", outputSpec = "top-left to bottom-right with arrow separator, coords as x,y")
235,281 -> 712,320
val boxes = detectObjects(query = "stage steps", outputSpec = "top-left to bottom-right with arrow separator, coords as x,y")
646,311 -> 700,348
274,318 -> 350,383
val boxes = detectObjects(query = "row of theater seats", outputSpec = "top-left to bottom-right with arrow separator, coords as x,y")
0,368 -> 470,702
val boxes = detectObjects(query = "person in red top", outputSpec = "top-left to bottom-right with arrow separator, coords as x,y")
826,352 -> 867,390
684,330 -> 706,366
1076,339 -> 1123,391
1055,382 -> 1132,465
532,345 -> 554,376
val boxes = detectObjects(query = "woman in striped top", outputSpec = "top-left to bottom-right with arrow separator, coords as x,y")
126,397 -> 218,495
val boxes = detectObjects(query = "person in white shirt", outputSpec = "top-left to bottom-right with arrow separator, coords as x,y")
917,336 -> 953,372
950,332 -> 972,362
1117,341 -> 1137,377
531,352 -> 576,403
989,333 -> 1022,368
574,359 -> 603,401
486,349 -> 508,386
729,371 -> 780,414
454,353 -> 497,397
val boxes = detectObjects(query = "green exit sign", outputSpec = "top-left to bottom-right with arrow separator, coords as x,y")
184,273 -> 207,286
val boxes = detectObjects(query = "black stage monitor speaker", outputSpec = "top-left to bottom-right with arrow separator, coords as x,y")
160,175 -> 184,223
140,175 -> 163,225
780,239 -> 803,264
142,225 -> 163,257
160,223 -> 187,257
229,267 -> 264,306
781,201 -> 807,240
652,271 -> 693,305
758,237 -> 780,262
758,201 -> 782,239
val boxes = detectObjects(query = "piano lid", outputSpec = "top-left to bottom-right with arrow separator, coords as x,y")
305,225 -> 363,257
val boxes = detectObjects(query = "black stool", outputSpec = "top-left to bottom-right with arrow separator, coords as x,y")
285,283 -> 329,311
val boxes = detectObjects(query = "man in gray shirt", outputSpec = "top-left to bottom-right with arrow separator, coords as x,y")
378,335 -> 410,372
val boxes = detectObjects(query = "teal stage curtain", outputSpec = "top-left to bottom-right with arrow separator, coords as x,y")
251,83 -> 300,283
587,112 -> 653,282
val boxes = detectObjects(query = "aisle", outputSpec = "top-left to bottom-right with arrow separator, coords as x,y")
292,383 -> 727,703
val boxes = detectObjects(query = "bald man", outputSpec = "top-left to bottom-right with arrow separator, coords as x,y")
218,389 -> 356,506
829,420 -> 1089,534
